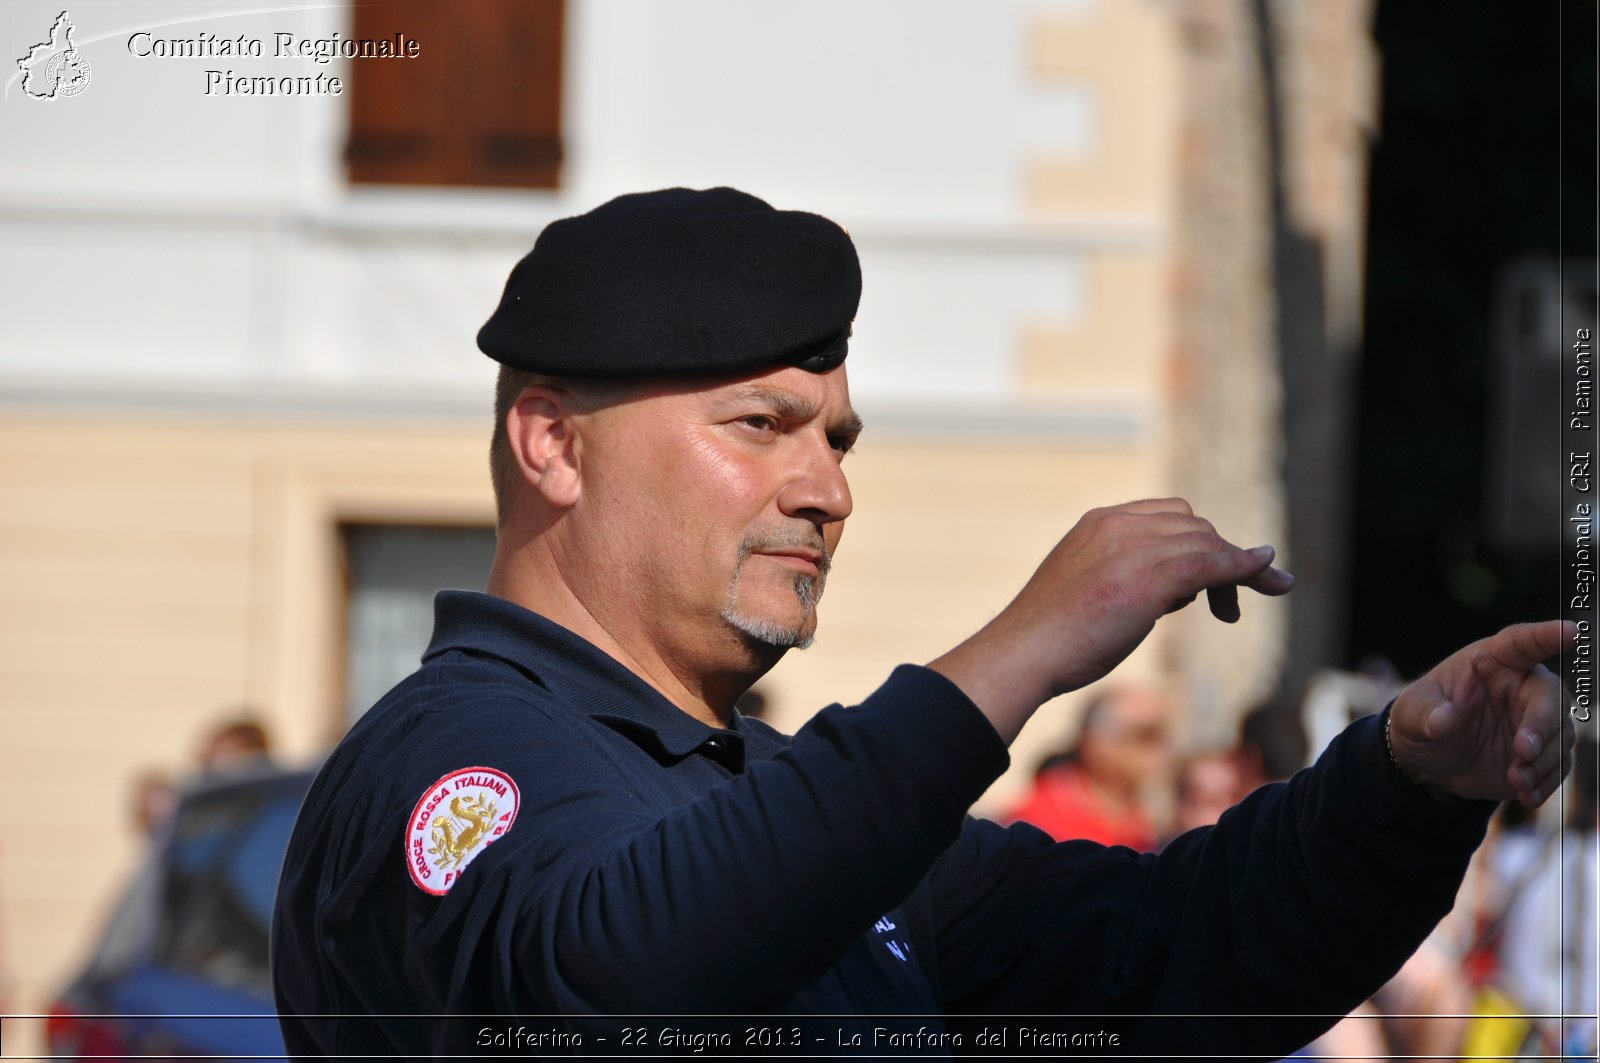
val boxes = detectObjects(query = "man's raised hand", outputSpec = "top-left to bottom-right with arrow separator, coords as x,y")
1387,620 -> 1578,807
930,498 -> 1294,744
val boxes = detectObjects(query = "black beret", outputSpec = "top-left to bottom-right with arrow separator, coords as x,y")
477,187 -> 860,378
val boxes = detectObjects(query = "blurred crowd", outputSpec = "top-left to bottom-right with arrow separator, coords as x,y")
997,683 -> 1600,1061
128,712 -> 278,838
0,710 -> 282,1054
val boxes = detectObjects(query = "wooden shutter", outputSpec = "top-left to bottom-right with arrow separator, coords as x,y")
344,0 -> 564,189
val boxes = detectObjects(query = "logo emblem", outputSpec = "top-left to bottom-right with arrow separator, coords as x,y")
873,913 -> 912,963
17,11 -> 91,101
405,766 -> 520,895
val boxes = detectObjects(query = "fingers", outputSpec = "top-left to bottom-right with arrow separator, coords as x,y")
1088,509 -> 1218,543
1106,497 -> 1196,516
1506,661 -> 1576,806
1511,691 -> 1576,778
1510,659 -> 1571,759
1516,713 -> 1576,807
1207,584 -> 1241,623
1482,620 -> 1580,673
1173,536 -> 1294,599
1073,501 -> 1293,625
1515,742 -> 1572,808
1202,547 -> 1294,618
1159,540 -> 1293,613
1240,554 -> 1295,596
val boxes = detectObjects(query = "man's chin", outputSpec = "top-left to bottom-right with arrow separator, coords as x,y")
720,606 -> 817,651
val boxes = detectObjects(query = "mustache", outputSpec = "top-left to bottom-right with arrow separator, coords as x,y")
737,528 -> 832,577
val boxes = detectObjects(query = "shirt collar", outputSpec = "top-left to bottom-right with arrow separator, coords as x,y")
423,590 -> 745,766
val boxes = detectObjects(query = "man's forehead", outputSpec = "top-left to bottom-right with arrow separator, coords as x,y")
1111,691 -> 1167,718
1091,688 -> 1169,727
633,366 -> 862,430
711,370 -> 862,430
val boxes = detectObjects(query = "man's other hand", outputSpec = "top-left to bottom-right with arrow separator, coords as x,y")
930,498 -> 1293,744
1388,621 -> 1578,807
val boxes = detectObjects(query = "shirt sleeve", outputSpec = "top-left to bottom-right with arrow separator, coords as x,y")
334,663 -> 1010,1019
928,710 -> 1496,1056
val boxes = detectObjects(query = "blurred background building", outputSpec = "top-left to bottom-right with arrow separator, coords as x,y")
0,0 -> 1593,1052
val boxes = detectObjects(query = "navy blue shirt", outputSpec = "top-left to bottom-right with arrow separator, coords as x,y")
272,591 -> 1494,1058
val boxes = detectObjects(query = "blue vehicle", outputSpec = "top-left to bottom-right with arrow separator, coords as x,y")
47,767 -> 314,1061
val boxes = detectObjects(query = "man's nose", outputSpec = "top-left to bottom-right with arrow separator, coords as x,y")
777,438 -> 853,526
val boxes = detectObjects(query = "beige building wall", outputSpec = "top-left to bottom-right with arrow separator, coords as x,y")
1164,0 -> 1379,739
0,412 -> 495,1025
1026,0 -> 1179,226
1163,0 -> 1287,743
1000,0 -> 1197,783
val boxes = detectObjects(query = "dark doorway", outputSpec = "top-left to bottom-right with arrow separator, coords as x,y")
1350,1 -> 1596,677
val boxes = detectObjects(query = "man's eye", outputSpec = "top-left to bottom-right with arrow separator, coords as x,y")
740,415 -> 779,432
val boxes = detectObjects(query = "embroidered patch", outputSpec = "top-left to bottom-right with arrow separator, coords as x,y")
405,766 -> 520,895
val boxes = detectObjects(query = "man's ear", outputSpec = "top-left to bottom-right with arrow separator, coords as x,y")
506,386 -> 582,508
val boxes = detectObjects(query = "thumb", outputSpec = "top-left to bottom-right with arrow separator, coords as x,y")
1423,699 -> 1461,740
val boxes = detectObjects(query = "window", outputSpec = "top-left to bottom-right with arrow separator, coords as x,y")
342,524 -> 498,724
343,0 -> 565,189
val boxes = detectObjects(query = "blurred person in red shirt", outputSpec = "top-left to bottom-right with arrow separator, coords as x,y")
1000,687 -> 1171,851
1169,750 -> 1242,840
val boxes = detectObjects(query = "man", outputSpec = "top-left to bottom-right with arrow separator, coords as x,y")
1168,749 -> 1242,840
999,687 -> 1172,850
272,187 -> 1575,1058
1235,701 -> 1312,793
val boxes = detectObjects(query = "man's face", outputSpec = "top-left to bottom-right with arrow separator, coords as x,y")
573,364 -> 861,663
1174,753 -> 1241,834
1081,690 -> 1172,793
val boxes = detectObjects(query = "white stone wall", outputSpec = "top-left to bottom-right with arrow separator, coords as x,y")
1,0 -> 1153,430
